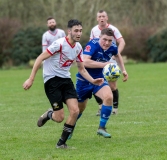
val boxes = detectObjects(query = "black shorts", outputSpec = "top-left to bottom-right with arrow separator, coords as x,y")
44,76 -> 77,111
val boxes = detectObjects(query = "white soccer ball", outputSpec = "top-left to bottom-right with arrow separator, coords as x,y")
102,63 -> 121,81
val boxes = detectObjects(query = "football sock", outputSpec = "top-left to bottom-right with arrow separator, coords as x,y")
99,105 -> 112,128
57,123 -> 74,146
72,113 -> 82,131
77,113 -> 82,120
47,110 -> 53,120
112,89 -> 119,108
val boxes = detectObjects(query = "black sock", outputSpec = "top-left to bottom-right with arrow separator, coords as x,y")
57,123 -> 74,146
112,89 -> 119,109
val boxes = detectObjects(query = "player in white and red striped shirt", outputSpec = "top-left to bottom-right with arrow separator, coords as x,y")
42,17 -> 66,52
23,19 -> 103,149
90,10 -> 126,115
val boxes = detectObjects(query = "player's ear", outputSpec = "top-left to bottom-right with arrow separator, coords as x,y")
67,28 -> 71,34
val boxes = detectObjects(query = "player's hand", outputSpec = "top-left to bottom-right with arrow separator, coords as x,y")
122,71 -> 128,82
93,78 -> 104,86
23,78 -> 33,90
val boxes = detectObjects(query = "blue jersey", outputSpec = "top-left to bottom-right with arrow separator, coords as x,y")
77,38 -> 118,80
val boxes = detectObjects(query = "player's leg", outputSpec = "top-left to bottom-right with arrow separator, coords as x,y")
95,84 -> 113,138
67,100 -> 88,140
108,56 -> 119,114
94,94 -> 102,116
68,78 -> 93,140
108,81 -> 119,114
37,77 -> 65,127
56,78 -> 79,148
56,98 -> 79,148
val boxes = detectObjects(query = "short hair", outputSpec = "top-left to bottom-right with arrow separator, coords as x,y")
67,19 -> 82,28
97,10 -> 107,15
98,10 -> 105,13
47,17 -> 55,21
101,28 -> 114,37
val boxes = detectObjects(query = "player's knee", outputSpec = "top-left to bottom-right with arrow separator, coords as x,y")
103,94 -> 113,104
70,107 -> 79,118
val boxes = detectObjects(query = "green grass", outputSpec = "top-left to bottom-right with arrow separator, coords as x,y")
0,63 -> 167,160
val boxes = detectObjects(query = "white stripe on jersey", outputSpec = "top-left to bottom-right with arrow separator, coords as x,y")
43,37 -> 83,83
90,24 -> 122,43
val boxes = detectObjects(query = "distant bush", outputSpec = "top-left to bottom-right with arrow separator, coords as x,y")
147,28 -> 167,62
0,18 -> 21,68
12,27 -> 45,66
121,25 -> 157,62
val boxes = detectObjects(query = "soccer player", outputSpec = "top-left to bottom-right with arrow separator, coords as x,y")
22,19 -> 103,149
90,10 -> 126,115
42,17 -> 66,52
69,28 -> 128,139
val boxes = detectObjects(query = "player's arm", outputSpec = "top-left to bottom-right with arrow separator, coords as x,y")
114,53 -> 128,82
83,55 -> 109,68
76,61 -> 104,86
117,38 -> 125,54
23,51 -> 51,90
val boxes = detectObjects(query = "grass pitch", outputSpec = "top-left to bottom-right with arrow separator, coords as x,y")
0,63 -> 167,160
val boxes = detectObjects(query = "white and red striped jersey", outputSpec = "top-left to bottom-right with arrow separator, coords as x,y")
90,24 -> 122,43
42,29 -> 66,52
43,37 -> 83,83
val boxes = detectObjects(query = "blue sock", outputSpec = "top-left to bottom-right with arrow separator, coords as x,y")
73,113 -> 82,130
77,113 -> 82,120
99,105 -> 112,128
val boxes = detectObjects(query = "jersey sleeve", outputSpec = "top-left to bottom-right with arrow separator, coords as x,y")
42,33 -> 48,52
90,29 -> 94,40
47,40 -> 62,55
62,31 -> 66,37
113,27 -> 123,40
83,40 -> 97,57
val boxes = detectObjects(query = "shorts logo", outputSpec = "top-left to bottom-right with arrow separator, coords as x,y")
53,102 -> 59,109
84,45 -> 91,52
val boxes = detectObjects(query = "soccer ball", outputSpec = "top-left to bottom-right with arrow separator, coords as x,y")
102,63 -> 121,81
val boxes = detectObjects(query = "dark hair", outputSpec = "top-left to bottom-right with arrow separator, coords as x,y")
67,19 -> 82,28
101,28 -> 114,37
98,10 -> 105,13
47,17 -> 55,21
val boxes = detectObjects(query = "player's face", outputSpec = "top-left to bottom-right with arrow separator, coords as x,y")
97,12 -> 108,26
47,19 -> 57,31
69,25 -> 82,42
99,35 -> 112,50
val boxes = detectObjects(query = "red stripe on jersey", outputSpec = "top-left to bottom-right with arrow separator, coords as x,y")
65,37 -> 76,48
47,44 -> 62,55
46,49 -> 53,55
76,49 -> 83,62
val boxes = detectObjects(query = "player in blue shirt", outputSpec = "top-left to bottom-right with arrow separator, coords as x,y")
69,28 -> 128,138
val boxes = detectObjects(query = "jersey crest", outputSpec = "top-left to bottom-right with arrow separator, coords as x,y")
84,45 -> 91,52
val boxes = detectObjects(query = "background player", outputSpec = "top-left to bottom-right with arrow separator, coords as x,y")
23,19 -> 103,149
90,10 -> 126,115
42,17 -> 66,52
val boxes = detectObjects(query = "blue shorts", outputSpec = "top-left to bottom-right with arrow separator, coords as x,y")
76,77 -> 109,102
